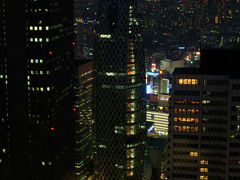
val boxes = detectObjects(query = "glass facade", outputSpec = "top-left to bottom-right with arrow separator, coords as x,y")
93,0 -> 146,179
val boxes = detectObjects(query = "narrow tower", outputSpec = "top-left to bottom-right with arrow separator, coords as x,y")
93,0 -> 146,179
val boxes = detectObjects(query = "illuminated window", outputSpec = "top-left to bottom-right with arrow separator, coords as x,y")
127,160 -> 134,169
200,160 -> 208,165
127,148 -> 135,158
174,117 -> 178,122
127,113 -> 135,124
178,78 -> 198,85
200,168 -> 208,172
98,144 -> 107,148
200,176 -> 208,180
190,152 -> 198,157
127,102 -> 136,112
100,34 -> 111,38
127,170 -> 134,176
127,125 -> 136,135
202,100 -> 210,104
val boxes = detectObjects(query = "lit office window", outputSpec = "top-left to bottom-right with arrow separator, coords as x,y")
178,78 -> 198,85
190,152 -> 198,157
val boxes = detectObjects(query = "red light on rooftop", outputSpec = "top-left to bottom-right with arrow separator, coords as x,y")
72,42 -> 75,46
49,51 -> 53,55
50,127 -> 55,131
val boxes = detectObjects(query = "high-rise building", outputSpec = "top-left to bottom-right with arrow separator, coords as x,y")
1,1 -> 74,179
0,0 -> 10,178
168,50 -> 240,180
93,0 -> 146,179
74,59 -> 94,179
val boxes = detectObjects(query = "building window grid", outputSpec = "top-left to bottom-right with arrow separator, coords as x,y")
178,78 -> 199,85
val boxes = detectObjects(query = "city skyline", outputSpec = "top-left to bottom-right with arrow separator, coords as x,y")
1,0 -> 240,180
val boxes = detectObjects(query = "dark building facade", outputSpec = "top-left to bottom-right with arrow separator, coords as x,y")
0,0 -> 10,178
93,0 -> 146,179
1,1 -> 74,179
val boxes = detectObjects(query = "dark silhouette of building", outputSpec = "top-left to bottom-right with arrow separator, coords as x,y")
1,1 -> 74,179
93,0 -> 146,179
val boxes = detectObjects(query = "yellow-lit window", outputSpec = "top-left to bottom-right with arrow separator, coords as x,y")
182,109 -> 186,114
200,160 -> 208,165
190,152 -> 198,157
174,126 -> 182,131
178,79 -> 183,84
183,79 -> 188,84
178,78 -> 198,85
200,176 -> 208,180
200,168 -> 208,172
192,79 -> 198,85
195,118 -> 199,123
174,108 -> 178,114
174,117 -> 178,122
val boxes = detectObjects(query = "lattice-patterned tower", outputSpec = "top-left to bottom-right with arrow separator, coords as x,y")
93,0 -> 146,179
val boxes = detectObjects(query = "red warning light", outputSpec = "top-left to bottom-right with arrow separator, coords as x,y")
50,127 -> 55,131
49,51 -> 53,55
73,108 -> 76,111
72,42 -> 75,46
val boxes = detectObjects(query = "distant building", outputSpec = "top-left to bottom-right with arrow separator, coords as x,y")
74,0 -> 96,59
146,111 -> 168,136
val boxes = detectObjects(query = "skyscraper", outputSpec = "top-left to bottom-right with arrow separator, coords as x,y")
0,0 -> 10,178
93,0 -> 146,179
74,59 -> 94,179
168,50 -> 240,180
1,1 -> 74,179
